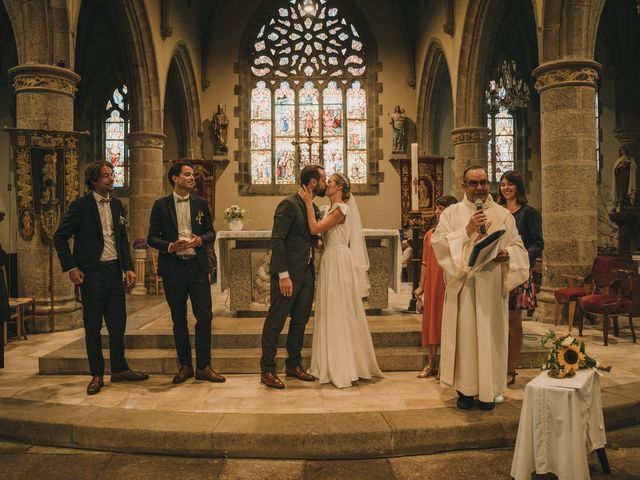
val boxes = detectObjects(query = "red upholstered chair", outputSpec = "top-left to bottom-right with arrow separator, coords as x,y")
579,271 -> 639,346
553,256 -> 615,332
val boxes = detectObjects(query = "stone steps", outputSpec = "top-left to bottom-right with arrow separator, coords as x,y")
39,342 -> 547,375
107,329 -> 423,349
0,381 -> 639,459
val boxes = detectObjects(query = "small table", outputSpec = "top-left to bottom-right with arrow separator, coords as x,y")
511,369 -> 608,480
7,297 -> 35,341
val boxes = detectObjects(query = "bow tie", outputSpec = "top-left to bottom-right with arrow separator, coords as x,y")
98,198 -> 111,203
176,198 -> 189,203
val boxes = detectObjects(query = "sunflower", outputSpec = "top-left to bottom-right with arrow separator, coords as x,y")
558,345 -> 585,372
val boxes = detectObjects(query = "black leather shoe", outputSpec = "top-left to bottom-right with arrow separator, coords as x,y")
86,376 -> 104,395
285,365 -> 315,381
456,391 -> 474,410
172,365 -> 195,384
478,400 -> 496,411
111,369 -> 149,382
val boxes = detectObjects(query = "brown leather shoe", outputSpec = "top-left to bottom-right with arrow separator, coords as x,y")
195,366 -> 226,383
285,365 -> 315,382
86,376 -> 104,395
260,371 -> 285,389
172,365 -> 194,384
111,369 -> 149,382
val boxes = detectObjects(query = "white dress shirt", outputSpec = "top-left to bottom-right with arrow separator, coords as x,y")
172,192 -> 196,256
93,191 -> 118,262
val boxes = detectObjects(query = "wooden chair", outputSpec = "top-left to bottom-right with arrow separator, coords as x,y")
2,265 -> 35,344
579,270 -> 638,346
553,256 -> 614,332
150,251 -> 163,295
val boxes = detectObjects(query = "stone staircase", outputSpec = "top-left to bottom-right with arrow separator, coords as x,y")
38,325 -> 547,375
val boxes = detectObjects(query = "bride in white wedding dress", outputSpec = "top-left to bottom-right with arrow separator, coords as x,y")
298,172 -> 384,388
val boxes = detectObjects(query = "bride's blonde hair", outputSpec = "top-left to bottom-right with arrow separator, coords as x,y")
332,172 -> 351,200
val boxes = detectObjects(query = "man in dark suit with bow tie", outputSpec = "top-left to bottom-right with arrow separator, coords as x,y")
54,160 -> 149,395
147,160 -> 225,385
260,164 -> 326,389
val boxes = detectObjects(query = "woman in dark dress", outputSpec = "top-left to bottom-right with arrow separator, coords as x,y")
497,172 -> 544,386
0,211 -> 9,369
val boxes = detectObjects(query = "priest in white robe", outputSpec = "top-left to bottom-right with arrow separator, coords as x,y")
432,166 -> 529,410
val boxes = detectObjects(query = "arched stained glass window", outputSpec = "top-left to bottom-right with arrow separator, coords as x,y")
487,82 -> 515,183
104,85 -> 130,188
249,0 -> 368,185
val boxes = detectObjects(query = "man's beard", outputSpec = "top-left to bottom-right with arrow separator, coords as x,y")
314,184 -> 326,197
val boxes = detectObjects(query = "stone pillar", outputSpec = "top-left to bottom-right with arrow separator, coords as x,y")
9,64 -> 82,331
450,127 -> 491,198
127,132 -> 166,245
532,59 -> 601,324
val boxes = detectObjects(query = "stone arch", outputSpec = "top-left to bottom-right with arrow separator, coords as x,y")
455,0 -> 509,128
2,0 -> 73,66
541,0 -> 606,62
103,0 -> 162,133
235,0 -> 383,196
416,39 -> 452,155
166,42 -> 203,159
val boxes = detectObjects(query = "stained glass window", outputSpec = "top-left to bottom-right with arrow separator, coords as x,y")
249,0 -> 368,185
487,83 -> 515,183
104,85 -> 130,188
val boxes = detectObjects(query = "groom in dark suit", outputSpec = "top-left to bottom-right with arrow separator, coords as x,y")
260,164 -> 326,389
54,160 -> 149,395
147,160 -> 225,384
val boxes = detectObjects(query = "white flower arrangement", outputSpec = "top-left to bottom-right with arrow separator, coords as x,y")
223,205 -> 249,222
195,210 -> 204,225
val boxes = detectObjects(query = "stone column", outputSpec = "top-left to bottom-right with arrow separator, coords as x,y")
127,132 -> 166,245
450,127 -> 491,198
9,64 -> 82,331
532,59 -> 601,324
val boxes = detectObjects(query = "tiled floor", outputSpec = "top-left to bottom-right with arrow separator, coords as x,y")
1,283 -> 638,414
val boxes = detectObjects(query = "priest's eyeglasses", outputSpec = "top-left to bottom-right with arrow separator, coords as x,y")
464,180 -> 489,188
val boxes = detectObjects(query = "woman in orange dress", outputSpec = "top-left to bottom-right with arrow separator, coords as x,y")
414,195 -> 458,378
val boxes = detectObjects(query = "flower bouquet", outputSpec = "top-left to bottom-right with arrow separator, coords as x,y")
540,331 -> 611,378
223,205 -> 249,222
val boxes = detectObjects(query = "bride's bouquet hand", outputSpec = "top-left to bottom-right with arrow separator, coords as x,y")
298,186 -> 313,204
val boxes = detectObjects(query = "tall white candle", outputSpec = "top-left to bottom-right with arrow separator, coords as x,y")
411,143 -> 419,211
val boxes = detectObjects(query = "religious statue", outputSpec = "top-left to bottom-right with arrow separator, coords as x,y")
612,146 -> 637,208
41,152 -> 58,205
212,104 -> 229,154
390,105 -> 407,154
253,252 -> 271,305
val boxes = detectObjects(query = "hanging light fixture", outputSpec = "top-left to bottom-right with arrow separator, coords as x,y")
485,80 -> 503,114
498,60 -> 530,111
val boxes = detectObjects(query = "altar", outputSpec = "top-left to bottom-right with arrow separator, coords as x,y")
215,229 -> 401,314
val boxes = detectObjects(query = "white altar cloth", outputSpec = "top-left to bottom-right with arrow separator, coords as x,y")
511,369 -> 607,480
214,229 -> 401,293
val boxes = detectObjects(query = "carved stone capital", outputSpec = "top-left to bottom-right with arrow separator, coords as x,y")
126,132 -> 167,150
9,64 -> 81,98
450,127 -> 491,145
532,59 -> 601,93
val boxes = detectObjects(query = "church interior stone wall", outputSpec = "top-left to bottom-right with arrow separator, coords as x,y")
0,0 -> 639,324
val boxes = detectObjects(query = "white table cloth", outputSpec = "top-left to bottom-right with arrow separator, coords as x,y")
511,369 -> 607,480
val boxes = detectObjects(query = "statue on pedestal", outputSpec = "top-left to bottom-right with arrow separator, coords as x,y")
612,146 -> 637,209
212,104 -> 229,154
390,105 -> 407,154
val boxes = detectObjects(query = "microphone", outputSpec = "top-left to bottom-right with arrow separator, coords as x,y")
475,199 -> 486,234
